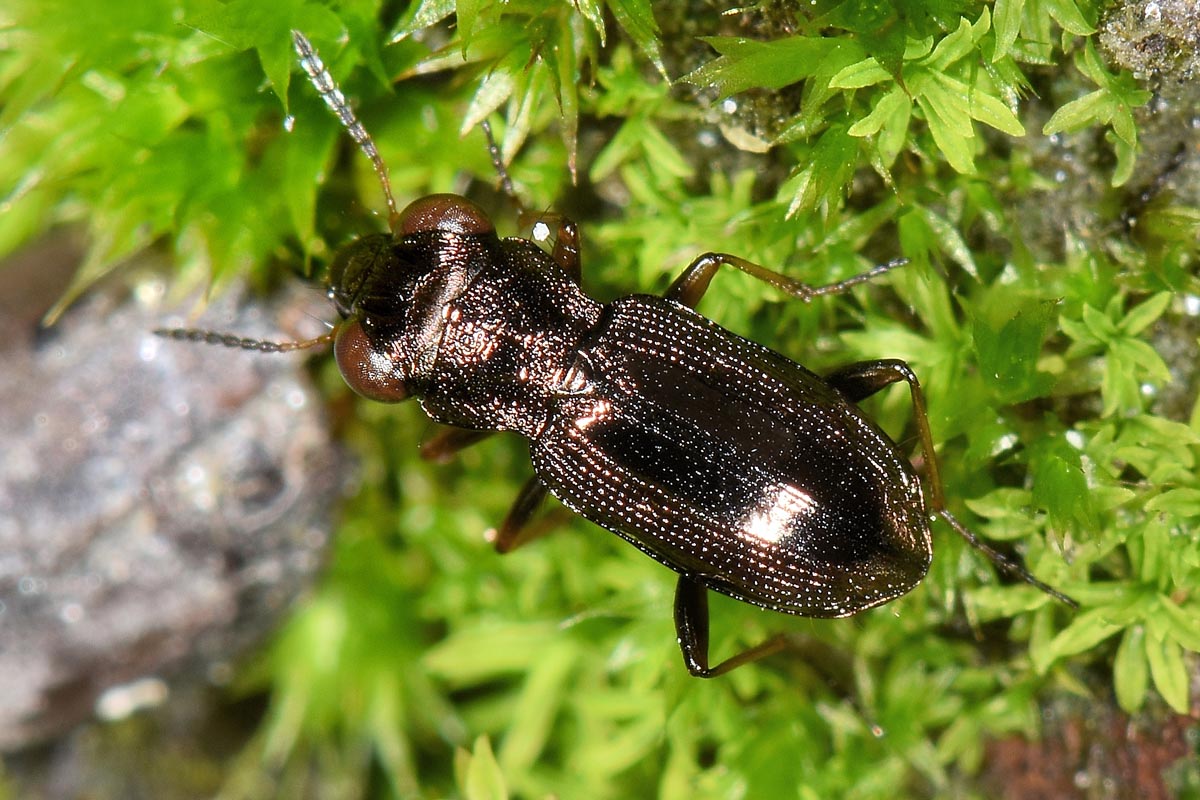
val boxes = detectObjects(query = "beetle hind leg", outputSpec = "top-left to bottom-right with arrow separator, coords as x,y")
675,578 -> 892,688
823,359 -> 944,509
674,576 -> 788,677
824,359 -> 1078,608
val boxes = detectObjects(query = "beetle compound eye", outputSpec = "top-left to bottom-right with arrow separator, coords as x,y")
334,320 -> 409,403
397,194 -> 495,237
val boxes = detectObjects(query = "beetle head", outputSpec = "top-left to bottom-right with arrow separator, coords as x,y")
329,194 -> 497,403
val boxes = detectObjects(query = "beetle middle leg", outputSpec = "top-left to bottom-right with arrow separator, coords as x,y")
665,252 -> 907,308
824,359 -> 1078,608
487,475 -> 557,554
420,428 -> 496,463
420,429 -> 561,553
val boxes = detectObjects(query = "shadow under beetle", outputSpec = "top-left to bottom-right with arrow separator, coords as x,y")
160,32 -> 1077,678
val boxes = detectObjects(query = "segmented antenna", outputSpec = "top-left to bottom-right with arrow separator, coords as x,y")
291,30 -> 400,230
481,119 -> 563,240
152,34 -> 378,357
480,120 -> 522,210
154,327 -> 336,353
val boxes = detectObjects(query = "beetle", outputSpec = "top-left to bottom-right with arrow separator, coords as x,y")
160,31 -> 1076,677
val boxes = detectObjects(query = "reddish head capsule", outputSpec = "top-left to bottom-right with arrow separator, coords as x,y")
327,194 -> 501,404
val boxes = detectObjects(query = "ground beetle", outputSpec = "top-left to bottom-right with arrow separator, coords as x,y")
160,32 -> 1077,678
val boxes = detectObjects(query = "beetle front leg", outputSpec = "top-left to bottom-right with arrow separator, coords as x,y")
481,119 -> 582,284
665,253 -> 907,309
517,212 -> 581,284
674,576 -> 788,678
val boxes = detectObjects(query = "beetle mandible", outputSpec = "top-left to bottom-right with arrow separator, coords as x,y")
160,31 -> 1076,677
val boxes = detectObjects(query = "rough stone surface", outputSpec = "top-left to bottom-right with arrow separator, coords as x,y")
0,241 -> 341,751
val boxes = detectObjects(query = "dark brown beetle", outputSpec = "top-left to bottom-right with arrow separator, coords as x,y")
160,32 -> 1076,677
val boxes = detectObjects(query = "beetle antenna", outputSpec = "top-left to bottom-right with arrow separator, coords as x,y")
480,119 -> 529,215
480,119 -> 569,241
292,30 -> 401,231
154,327 -> 337,353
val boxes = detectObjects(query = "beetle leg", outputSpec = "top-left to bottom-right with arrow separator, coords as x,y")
824,357 -> 911,402
420,427 -> 495,463
490,475 -> 553,554
515,212 -> 581,284
822,359 -> 944,509
674,576 -> 788,678
480,119 -> 583,283
665,253 -> 907,309
421,430 -> 569,557
421,426 -> 571,555
824,360 -> 1079,608
549,217 -> 582,283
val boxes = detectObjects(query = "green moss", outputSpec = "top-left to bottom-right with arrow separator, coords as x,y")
4,0 -> 1198,797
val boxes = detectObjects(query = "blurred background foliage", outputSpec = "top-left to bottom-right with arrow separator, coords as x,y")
2,0 -> 1198,797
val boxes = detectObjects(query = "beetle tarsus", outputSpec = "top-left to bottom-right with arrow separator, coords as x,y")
938,510 -> 1079,608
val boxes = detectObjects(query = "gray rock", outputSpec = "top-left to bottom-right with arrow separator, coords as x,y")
0,243 -> 341,750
